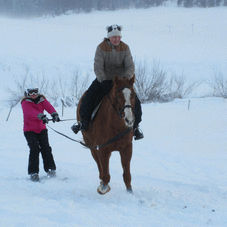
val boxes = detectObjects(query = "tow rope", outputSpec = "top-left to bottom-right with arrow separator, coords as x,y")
47,124 -> 86,146
47,122 -> 132,150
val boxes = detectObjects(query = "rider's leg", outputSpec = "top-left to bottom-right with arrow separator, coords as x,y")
72,79 -> 103,134
134,94 -> 144,140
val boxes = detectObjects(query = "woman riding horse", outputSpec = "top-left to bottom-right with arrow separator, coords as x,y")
76,75 -> 136,194
72,24 -> 144,140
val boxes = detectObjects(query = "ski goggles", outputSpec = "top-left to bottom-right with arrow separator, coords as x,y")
107,25 -> 121,33
28,89 -> 38,95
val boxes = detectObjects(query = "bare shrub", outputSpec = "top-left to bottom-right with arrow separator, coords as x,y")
6,65 -> 90,111
6,69 -> 49,106
167,73 -> 201,99
134,59 -> 200,103
70,68 -> 91,105
49,68 -> 91,108
134,59 -> 169,103
50,73 -> 69,107
5,66 -> 50,120
36,70 -> 49,96
208,71 -> 227,98
6,65 -> 30,107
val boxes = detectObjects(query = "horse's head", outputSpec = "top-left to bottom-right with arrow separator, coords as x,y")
111,75 -> 136,128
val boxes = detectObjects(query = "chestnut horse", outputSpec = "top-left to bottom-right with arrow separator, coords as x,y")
77,75 -> 136,195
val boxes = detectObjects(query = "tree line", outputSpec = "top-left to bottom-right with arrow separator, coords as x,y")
0,0 -> 226,17
177,0 -> 226,7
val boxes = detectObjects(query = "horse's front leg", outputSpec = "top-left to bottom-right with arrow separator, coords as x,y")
90,148 -> 103,180
120,144 -> 133,193
97,148 -> 111,195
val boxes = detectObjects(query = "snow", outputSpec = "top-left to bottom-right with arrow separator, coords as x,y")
0,6 -> 227,227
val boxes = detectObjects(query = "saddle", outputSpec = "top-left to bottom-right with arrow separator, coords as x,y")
91,97 -> 104,122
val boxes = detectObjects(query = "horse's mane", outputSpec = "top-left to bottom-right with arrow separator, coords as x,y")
112,75 -> 135,90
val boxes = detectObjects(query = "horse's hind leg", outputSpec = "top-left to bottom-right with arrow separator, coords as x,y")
120,145 -> 133,192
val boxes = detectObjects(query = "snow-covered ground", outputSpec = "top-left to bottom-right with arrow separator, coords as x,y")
1,98 -> 227,227
0,6 -> 227,227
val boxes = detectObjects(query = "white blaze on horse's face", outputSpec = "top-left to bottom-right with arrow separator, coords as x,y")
122,88 -> 135,127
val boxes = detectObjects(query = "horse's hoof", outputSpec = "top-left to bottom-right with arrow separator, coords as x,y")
97,184 -> 111,195
127,187 -> 133,194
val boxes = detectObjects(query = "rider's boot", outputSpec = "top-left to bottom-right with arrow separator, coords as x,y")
71,120 -> 89,134
133,124 -> 144,140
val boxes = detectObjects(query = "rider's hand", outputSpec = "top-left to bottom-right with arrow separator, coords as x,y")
37,113 -> 49,124
51,112 -> 60,123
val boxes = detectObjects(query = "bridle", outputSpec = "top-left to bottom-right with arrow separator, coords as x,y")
108,85 -> 135,119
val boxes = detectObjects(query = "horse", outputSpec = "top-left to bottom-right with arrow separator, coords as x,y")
77,75 -> 136,195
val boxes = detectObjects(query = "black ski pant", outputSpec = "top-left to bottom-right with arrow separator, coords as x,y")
24,129 -> 56,175
80,78 -> 142,127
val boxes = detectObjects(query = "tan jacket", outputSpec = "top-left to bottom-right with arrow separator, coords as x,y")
94,39 -> 135,82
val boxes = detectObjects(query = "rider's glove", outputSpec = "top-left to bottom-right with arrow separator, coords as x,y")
37,113 -> 49,124
51,112 -> 60,123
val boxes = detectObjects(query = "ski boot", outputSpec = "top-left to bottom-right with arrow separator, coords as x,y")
47,169 -> 56,178
30,173 -> 39,182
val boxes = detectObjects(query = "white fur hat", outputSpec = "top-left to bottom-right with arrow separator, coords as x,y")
106,24 -> 123,38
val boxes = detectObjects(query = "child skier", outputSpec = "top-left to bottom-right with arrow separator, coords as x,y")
21,83 -> 60,182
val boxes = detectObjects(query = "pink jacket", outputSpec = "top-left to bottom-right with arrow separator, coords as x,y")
21,96 -> 56,133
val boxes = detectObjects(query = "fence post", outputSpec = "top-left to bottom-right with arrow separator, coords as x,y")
6,105 -> 14,121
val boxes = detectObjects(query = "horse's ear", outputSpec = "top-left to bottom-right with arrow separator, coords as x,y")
129,74 -> 135,86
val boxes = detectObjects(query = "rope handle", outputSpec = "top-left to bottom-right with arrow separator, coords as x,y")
48,118 -> 77,122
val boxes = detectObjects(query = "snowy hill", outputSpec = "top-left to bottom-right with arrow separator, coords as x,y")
0,7 -> 227,103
